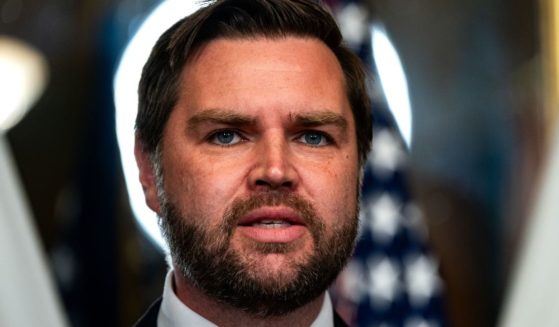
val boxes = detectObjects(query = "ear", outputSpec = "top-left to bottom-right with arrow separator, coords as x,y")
134,137 -> 161,214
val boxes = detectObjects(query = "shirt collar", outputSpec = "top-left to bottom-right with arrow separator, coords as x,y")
158,270 -> 334,327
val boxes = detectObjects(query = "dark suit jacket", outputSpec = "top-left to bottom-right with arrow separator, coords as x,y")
133,297 -> 349,327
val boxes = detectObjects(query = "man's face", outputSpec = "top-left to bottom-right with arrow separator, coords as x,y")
139,37 -> 360,315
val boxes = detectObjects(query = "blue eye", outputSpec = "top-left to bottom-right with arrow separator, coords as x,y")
300,131 -> 328,146
210,130 -> 242,145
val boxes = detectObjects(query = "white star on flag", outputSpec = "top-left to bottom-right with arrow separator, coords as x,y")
367,256 -> 401,306
404,254 -> 442,307
368,129 -> 406,177
337,3 -> 368,48
367,193 -> 402,242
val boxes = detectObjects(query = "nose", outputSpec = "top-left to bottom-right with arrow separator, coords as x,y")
248,132 -> 299,191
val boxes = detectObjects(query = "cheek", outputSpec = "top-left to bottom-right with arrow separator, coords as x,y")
304,160 -> 359,224
328,176 -> 359,219
163,154 -> 248,220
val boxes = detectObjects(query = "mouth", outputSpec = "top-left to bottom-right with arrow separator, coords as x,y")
245,220 -> 296,228
237,206 -> 306,226
236,206 -> 307,243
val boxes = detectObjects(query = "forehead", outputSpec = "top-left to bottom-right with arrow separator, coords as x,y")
186,36 -> 343,75
176,37 -> 351,118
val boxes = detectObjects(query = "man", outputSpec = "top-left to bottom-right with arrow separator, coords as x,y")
133,0 -> 372,326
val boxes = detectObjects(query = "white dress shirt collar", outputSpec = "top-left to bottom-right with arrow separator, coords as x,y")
157,270 -> 334,327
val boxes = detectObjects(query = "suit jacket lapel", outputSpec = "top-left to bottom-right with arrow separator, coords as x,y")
133,297 -> 162,327
333,310 -> 350,327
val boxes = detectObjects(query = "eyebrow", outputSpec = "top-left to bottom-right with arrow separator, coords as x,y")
187,109 -> 348,131
187,109 -> 256,129
292,111 -> 348,131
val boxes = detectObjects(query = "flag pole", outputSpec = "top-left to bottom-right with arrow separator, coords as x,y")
498,1 -> 559,325
541,0 -> 559,137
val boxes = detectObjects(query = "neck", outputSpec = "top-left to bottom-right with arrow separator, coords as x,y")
172,270 -> 326,327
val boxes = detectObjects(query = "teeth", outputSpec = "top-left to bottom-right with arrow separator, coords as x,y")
252,220 -> 291,228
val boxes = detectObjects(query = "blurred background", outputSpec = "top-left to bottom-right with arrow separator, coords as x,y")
1,0 -> 557,326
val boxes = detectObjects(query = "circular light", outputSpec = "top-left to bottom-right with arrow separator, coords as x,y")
114,0 -> 201,251
0,36 -> 48,132
371,24 -> 413,149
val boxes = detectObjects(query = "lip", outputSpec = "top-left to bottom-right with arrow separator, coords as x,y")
237,206 -> 306,226
236,206 -> 307,243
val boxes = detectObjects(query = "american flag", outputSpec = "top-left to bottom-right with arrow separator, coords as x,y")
330,2 -> 448,326
332,102 -> 448,327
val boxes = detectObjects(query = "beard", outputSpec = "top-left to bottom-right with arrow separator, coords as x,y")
158,190 -> 358,317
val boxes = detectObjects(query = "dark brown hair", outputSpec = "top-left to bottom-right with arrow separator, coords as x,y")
136,0 -> 372,165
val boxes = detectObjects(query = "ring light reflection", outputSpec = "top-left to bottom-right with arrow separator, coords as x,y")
114,0 -> 201,252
